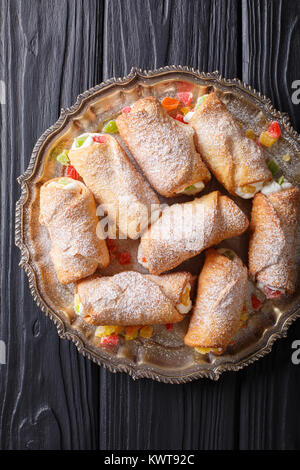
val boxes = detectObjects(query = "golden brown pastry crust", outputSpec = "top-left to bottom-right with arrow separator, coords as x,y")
69,134 -> 159,239
138,191 -> 249,274
116,96 -> 211,197
249,187 -> 300,294
184,249 -> 248,349
39,178 -> 110,284
75,271 -> 188,326
190,93 -> 272,194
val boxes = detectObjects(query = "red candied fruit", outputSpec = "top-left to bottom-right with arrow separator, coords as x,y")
177,92 -> 193,106
118,251 -> 131,265
264,286 -> 282,299
100,334 -> 119,346
92,135 -> 107,143
267,121 -> 281,139
251,294 -> 262,311
65,165 -> 79,180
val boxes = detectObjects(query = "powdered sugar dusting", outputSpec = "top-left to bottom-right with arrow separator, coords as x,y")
249,187 -> 300,294
190,93 -> 272,194
76,271 -> 184,325
69,135 -> 160,239
116,96 -> 211,196
185,249 -> 248,348
139,191 -> 249,274
39,178 -> 109,284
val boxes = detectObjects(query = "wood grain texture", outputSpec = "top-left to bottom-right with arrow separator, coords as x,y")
1,0 -> 300,450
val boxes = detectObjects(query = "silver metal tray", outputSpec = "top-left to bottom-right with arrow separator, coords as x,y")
15,66 -> 300,382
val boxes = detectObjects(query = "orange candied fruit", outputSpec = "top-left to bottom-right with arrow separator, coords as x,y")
124,326 -> 140,341
161,96 -> 180,112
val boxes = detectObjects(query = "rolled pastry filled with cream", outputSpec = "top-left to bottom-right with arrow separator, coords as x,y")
74,271 -> 193,325
39,177 -> 110,284
249,181 -> 300,298
184,248 -> 248,354
116,96 -> 211,197
138,190 -> 249,274
68,133 -> 160,239
189,92 -> 272,198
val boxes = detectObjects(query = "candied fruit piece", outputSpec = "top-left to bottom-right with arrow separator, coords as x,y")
102,120 -> 118,134
65,165 -> 79,180
140,326 -> 153,338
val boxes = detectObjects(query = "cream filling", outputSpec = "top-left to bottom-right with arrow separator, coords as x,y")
137,245 -> 148,268
261,180 -> 292,195
176,283 -> 192,314
183,111 -> 195,123
71,132 -> 103,150
48,179 -> 80,190
235,181 -> 263,199
176,181 -> 205,195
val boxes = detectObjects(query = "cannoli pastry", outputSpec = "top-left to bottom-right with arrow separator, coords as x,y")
74,271 -> 193,325
184,248 -> 248,353
39,177 -> 110,284
189,92 -> 272,198
138,191 -> 249,275
116,96 -> 211,197
68,133 -> 160,239
249,180 -> 300,298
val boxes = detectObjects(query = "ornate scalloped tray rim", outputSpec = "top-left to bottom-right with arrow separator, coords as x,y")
15,65 -> 300,383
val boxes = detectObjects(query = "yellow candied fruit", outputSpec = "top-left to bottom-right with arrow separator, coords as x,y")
241,184 -> 256,194
282,153 -> 291,162
241,311 -> 249,322
180,106 -> 191,115
259,131 -> 277,147
181,286 -> 191,307
139,326 -> 153,338
194,347 -> 221,354
245,129 -> 256,140
95,325 -> 119,338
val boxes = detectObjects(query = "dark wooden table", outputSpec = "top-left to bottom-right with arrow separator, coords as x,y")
1,0 -> 300,450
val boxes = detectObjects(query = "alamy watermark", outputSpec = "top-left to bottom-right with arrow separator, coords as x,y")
95,202 -> 206,241
291,340 -> 300,365
0,340 -> 6,364
291,80 -> 300,105
0,80 -> 5,105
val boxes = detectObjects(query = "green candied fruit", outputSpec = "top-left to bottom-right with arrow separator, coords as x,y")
222,250 -> 235,260
56,150 -> 70,166
101,120 -> 118,134
74,304 -> 80,314
58,178 -> 71,186
75,134 -> 88,148
267,159 -> 280,177
277,175 -> 285,185
194,94 -> 209,111
183,184 -> 197,194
